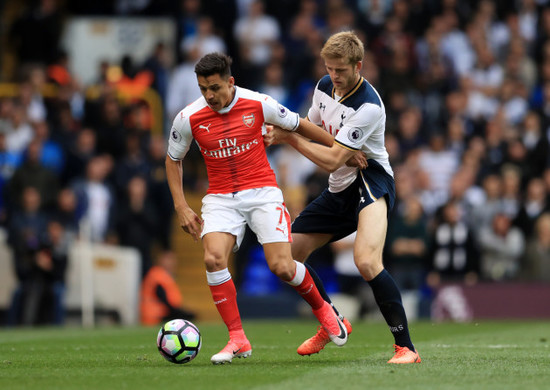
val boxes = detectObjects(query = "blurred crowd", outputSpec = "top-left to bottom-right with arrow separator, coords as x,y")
2,0 -> 550,324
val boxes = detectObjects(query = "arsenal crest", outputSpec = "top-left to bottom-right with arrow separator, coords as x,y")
242,113 -> 255,127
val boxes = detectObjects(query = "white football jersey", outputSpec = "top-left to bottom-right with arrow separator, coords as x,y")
307,75 -> 393,193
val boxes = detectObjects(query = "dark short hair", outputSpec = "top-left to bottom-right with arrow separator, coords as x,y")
194,52 -> 233,79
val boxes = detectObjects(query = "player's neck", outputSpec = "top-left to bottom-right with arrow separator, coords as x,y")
224,86 -> 237,108
335,73 -> 361,97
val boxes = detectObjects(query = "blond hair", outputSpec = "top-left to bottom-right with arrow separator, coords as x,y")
320,31 -> 364,64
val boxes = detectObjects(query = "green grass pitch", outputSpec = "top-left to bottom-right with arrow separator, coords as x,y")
1,320 -> 549,390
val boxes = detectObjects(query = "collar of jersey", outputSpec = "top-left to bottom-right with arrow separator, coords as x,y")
332,77 -> 364,104
215,86 -> 240,114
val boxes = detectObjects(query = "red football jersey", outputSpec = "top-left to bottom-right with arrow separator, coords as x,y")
168,86 -> 299,194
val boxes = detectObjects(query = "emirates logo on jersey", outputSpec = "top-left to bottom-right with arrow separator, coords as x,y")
242,114 -> 255,127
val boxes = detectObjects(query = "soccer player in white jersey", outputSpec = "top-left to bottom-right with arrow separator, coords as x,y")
264,32 -> 421,364
165,52 -> 348,365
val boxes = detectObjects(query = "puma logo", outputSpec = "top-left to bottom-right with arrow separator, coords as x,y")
199,123 -> 212,132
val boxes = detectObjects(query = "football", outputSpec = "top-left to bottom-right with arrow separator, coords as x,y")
157,319 -> 202,364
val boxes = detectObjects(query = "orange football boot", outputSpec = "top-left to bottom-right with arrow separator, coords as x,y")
387,344 -> 421,364
297,316 -> 353,355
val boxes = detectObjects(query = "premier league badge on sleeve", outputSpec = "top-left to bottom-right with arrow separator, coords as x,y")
170,128 -> 182,143
277,104 -> 288,118
243,114 -> 255,127
348,128 -> 363,143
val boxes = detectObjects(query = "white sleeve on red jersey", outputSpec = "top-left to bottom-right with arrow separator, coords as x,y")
167,109 -> 194,161
260,93 -> 300,132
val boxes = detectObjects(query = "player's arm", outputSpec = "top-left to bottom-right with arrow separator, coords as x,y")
295,118 -> 334,147
261,94 -> 333,147
165,155 -> 203,242
273,129 -> 355,173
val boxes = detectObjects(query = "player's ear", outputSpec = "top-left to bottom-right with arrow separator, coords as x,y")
228,76 -> 235,87
355,61 -> 363,74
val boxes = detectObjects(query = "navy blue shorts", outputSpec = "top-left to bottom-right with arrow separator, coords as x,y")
292,160 -> 395,242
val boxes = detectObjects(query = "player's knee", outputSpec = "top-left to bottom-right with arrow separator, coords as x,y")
355,254 -> 383,281
268,258 -> 295,280
203,251 -> 227,272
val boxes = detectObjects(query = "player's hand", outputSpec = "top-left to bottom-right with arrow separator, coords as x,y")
263,124 -> 291,147
35,250 -> 53,271
176,206 -> 203,242
345,151 -> 368,169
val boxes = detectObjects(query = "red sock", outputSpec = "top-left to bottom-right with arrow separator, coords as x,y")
209,279 -> 245,340
289,265 -> 325,310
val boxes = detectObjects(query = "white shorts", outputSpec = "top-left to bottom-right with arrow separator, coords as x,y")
201,187 -> 292,252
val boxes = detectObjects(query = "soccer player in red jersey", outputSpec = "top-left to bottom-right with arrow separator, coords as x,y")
165,52 -> 347,364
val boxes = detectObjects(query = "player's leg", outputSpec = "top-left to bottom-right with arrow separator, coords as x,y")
291,198 -> 355,355
262,241 -> 347,347
292,233 -> 339,312
203,232 -> 252,364
354,197 -> 420,364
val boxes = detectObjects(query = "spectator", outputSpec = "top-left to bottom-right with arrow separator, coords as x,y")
62,127 -> 97,186
258,62 -> 289,107
498,77 -> 529,126
6,186 -> 59,325
386,196 -> 430,292
7,186 -> 49,268
52,187 -> 80,238
71,155 -> 115,242
115,175 -> 158,277
447,167 -> 485,225
180,16 -> 227,59
87,92 -> 126,159
8,139 -> 60,211
176,0 -> 202,45
233,0 -> 281,87
5,101 -> 34,154
49,101 -> 81,153
520,111 -> 549,179
166,49 -> 202,122
521,212 -> 550,282
32,121 -> 65,175
463,43 -> 504,122
480,118 -> 508,176
142,42 -> 172,105
285,0 -> 326,90
471,173 -> 506,234
439,10 -> 476,78
478,212 -> 525,281
514,177 -> 549,239
504,37 -> 537,93
18,66 -> 48,123
500,163 -> 522,218
395,106 -> 425,157
417,133 -> 460,210
427,200 -> 479,286
140,250 -> 195,325
0,129 -> 23,225
113,131 -> 151,199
